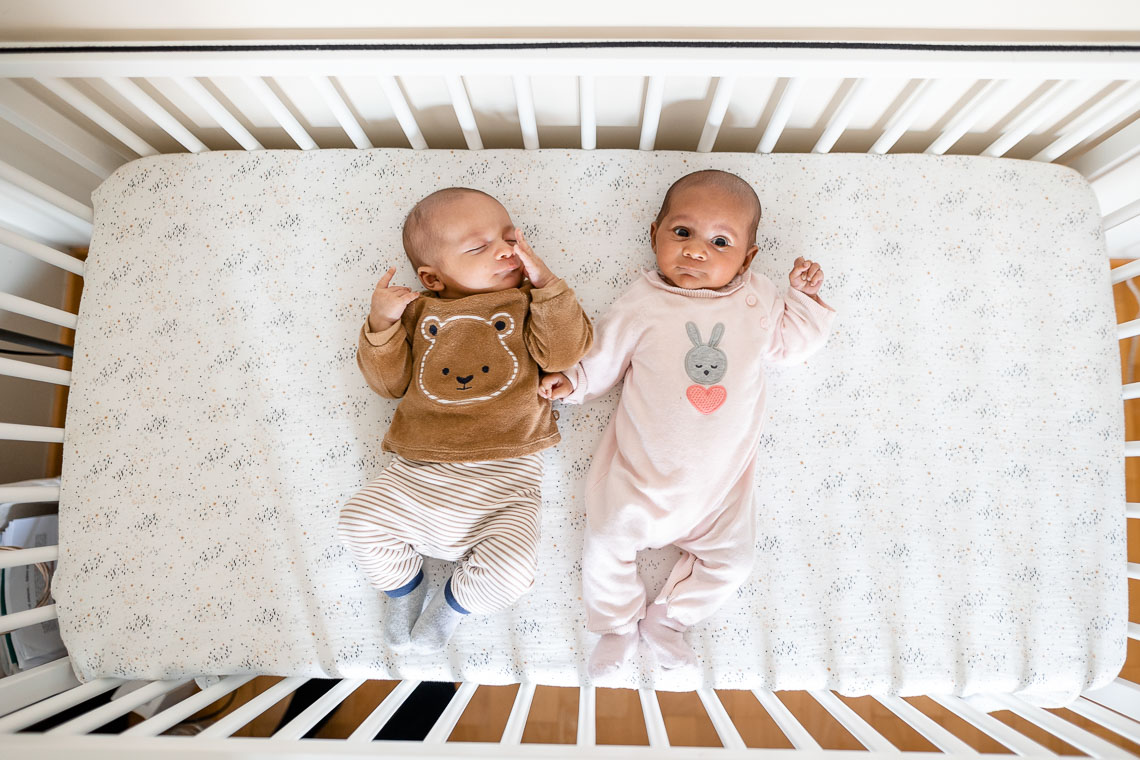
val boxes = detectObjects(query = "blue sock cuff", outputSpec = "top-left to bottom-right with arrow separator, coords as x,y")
444,578 -> 470,615
384,570 -> 424,598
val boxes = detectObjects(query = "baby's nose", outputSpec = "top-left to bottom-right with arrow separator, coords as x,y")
683,247 -> 707,261
494,243 -> 515,259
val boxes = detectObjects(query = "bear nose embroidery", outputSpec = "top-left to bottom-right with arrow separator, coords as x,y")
457,375 -> 474,385
703,370 -> 709,376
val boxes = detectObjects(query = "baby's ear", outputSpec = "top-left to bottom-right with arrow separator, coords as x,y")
685,321 -> 702,347
488,312 -> 515,338
421,316 -> 441,343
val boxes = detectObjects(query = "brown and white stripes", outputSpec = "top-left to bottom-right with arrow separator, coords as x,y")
337,453 -> 544,615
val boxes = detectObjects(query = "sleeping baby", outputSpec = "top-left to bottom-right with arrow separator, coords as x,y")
339,187 -> 593,652
540,170 -> 835,678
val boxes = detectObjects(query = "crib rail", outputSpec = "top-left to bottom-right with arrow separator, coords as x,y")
1,40 -> 1140,758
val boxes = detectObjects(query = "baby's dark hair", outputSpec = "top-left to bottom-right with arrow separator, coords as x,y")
402,187 -> 496,268
655,170 -> 762,245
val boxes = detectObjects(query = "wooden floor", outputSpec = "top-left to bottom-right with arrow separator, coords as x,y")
59,254 -> 1139,751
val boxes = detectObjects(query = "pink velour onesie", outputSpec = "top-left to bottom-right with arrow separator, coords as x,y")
562,268 -> 836,635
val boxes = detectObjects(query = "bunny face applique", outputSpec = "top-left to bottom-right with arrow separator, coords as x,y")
683,321 -> 728,414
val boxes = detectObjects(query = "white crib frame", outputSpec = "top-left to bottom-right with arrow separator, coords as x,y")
1,40 -> 1139,758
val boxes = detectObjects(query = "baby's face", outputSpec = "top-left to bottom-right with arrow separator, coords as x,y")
418,193 -> 524,298
651,184 -> 758,290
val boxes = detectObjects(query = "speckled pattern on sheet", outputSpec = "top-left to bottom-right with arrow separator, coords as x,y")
55,149 -> 1126,705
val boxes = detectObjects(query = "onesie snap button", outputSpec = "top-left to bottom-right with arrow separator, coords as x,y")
760,316 -> 770,329
746,295 -> 758,307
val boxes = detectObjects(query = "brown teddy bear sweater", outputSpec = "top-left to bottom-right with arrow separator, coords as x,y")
358,278 -> 593,462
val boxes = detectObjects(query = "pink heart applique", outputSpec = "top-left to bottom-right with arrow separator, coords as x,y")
686,384 -> 726,414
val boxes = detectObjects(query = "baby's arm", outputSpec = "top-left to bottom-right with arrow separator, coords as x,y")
516,230 -> 594,371
764,258 -> 836,365
545,297 -> 642,405
357,267 -> 418,398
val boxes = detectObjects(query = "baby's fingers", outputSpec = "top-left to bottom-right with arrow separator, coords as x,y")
377,266 -> 396,289
515,227 -> 536,256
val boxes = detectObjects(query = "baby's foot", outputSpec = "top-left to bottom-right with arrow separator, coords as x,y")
588,630 -> 639,680
639,604 -> 696,670
409,579 -> 468,653
381,571 -> 426,651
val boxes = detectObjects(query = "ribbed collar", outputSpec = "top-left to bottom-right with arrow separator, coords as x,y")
644,269 -> 750,298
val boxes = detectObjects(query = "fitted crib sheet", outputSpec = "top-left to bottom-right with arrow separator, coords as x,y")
55,149 -> 1127,705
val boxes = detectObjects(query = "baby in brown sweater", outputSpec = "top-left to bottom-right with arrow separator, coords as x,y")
338,188 -> 593,652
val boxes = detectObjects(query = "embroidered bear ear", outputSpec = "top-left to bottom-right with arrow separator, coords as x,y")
708,322 -> 725,348
488,312 -> 515,337
420,316 -> 442,342
685,321 -> 702,347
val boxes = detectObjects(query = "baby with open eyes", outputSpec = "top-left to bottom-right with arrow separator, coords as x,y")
540,170 -> 836,677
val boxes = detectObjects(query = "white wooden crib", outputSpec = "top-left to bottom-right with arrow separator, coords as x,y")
0,39 -> 1139,757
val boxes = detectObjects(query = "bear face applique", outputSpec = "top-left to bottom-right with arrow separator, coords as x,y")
417,312 -> 520,405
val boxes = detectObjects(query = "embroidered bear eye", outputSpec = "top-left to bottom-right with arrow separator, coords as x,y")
442,368 -> 449,376
494,320 -> 506,331
695,364 -> 703,368
482,366 -> 489,373
711,365 -> 718,368
429,324 -> 438,335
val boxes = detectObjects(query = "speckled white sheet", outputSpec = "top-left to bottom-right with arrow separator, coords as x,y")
56,149 -> 1127,705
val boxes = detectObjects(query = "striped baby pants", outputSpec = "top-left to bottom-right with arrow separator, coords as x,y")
337,453 -> 543,615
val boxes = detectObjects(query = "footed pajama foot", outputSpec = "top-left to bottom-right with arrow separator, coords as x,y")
639,603 -> 696,670
588,630 -> 639,680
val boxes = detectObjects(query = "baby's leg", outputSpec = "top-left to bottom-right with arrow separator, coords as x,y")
338,477 -> 428,649
410,454 -> 543,653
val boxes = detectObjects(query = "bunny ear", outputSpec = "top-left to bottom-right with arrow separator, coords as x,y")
708,322 -> 725,348
685,321 -> 702,347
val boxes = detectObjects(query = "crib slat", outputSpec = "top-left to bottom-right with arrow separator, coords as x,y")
696,76 -> 735,153
172,76 -> 263,151
1127,502 -> 1140,518
1127,562 -> 1140,579
808,690 -> 898,752
1130,622 -> 1140,640
0,79 -> 123,177
925,79 -> 1013,155
445,75 -> 483,151
500,682 -> 536,744
37,77 -> 158,157
870,79 -> 939,154
1105,198 -> 1140,233
425,681 -> 478,743
1033,82 -> 1140,163
0,356 -> 70,386
0,657 -> 77,718
104,77 -> 207,154
347,678 -> 421,742
48,678 -> 192,736
875,695 -> 978,755
0,157 -> 94,225
513,75 -> 539,150
0,225 -> 85,276
0,422 -> 65,444
241,76 -> 317,150
638,689 -> 670,748
639,76 -> 665,151
126,674 -> 256,737
0,543 -> 58,569
270,677 -> 364,740
0,485 -> 59,503
756,78 -> 801,154
1067,697 -> 1140,744
577,685 -> 596,746
696,688 -> 745,750
813,78 -> 871,154
0,677 -> 123,734
1117,318 -> 1140,341
197,676 -> 308,738
0,291 -> 78,330
377,75 -> 427,150
313,76 -> 372,150
579,75 -> 596,150
992,694 -> 1131,758
1068,118 -> 1140,182
0,603 -> 57,635
1085,679 -> 1140,723
927,693 -> 1056,756
1125,442 -> 1140,458
751,689 -> 820,750
982,80 -> 1087,158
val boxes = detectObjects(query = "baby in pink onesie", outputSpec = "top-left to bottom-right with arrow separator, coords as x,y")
540,169 -> 836,678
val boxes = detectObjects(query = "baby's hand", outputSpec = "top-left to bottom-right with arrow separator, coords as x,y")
512,228 -> 557,289
368,266 -> 419,332
539,372 -> 573,401
789,256 -> 824,296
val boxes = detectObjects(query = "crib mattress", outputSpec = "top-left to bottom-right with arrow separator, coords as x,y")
55,149 -> 1126,705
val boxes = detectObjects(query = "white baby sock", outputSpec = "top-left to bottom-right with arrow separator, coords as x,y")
381,571 -> 426,650
588,630 -> 640,680
638,603 -> 697,670
409,579 -> 468,653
